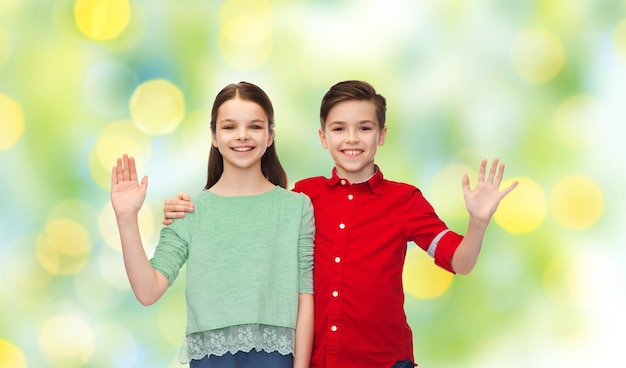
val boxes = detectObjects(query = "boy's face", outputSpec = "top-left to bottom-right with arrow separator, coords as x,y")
319,100 -> 387,183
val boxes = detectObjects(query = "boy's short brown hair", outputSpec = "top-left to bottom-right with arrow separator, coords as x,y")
319,80 -> 387,130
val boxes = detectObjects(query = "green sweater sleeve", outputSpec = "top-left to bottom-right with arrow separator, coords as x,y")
150,220 -> 190,286
298,194 -> 315,294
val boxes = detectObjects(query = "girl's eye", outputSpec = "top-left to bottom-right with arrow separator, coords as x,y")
251,124 -> 263,130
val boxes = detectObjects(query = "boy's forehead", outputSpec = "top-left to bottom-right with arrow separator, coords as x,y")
326,100 -> 377,121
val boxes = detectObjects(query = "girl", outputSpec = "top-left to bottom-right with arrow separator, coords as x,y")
110,82 -> 315,368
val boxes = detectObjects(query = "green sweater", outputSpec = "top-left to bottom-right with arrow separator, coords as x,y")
150,186 -> 315,335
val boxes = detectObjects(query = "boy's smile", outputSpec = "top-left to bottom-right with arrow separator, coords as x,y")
319,100 -> 387,183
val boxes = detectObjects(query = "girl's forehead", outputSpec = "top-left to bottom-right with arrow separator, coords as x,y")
218,98 -> 266,120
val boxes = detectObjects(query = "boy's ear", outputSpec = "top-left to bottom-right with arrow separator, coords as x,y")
378,126 -> 387,146
318,128 -> 329,149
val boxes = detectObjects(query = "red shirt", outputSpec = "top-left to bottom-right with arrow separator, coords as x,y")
293,167 -> 463,368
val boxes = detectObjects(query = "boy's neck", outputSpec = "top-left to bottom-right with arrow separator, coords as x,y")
335,166 -> 377,184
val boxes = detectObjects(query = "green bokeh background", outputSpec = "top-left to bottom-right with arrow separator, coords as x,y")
1,0 -> 625,367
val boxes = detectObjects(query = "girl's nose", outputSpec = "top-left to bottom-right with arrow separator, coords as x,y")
236,127 -> 249,140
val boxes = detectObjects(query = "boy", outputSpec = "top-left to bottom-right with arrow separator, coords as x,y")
163,80 -> 518,367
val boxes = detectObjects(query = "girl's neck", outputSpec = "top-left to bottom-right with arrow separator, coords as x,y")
209,167 -> 276,196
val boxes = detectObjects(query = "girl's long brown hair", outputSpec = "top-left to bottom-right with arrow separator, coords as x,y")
204,81 -> 287,190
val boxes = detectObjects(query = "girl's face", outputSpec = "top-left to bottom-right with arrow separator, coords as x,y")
319,100 -> 387,183
212,97 -> 274,171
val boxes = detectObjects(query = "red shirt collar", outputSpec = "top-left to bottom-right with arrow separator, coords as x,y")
326,165 -> 384,195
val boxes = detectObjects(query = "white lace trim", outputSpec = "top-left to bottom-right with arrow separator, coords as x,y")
179,324 -> 295,363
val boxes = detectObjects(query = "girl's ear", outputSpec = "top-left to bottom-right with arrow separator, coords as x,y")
211,133 -> 218,148
318,128 -> 329,149
267,131 -> 274,147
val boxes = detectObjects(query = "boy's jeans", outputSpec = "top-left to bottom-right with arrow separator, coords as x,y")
392,359 -> 415,368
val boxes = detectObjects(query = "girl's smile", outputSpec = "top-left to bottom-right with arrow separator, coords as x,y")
232,146 -> 254,152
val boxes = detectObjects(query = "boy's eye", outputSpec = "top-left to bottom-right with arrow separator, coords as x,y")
360,126 -> 372,131
331,127 -> 344,132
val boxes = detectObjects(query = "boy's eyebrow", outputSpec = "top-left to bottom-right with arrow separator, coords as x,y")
218,118 -> 267,124
328,119 -> 376,125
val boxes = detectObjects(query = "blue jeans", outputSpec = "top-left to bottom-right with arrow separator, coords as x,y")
392,360 -> 415,368
189,350 -> 293,368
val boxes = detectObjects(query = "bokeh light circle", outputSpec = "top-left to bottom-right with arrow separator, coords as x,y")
74,262 -> 123,312
0,340 -> 26,368
4,235 -> 55,307
95,134 -> 141,168
74,0 -> 131,41
613,19 -> 626,64
100,202 -> 123,251
427,163 -> 471,221
510,27 -> 564,83
402,247 -> 454,299
97,199 -> 159,289
156,291 -> 186,346
91,322 -> 139,367
544,255 -> 583,306
36,218 -> 91,275
38,313 -> 94,365
0,94 -> 25,150
554,95 -> 607,150
98,199 -> 157,253
493,176 -> 547,234
88,120 -> 151,190
550,175 -> 603,231
218,0 -> 273,70
0,0 -> 24,10
96,247 -> 130,290
129,79 -> 185,135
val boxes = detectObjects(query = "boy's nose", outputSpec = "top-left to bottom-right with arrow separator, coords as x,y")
345,130 -> 360,143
